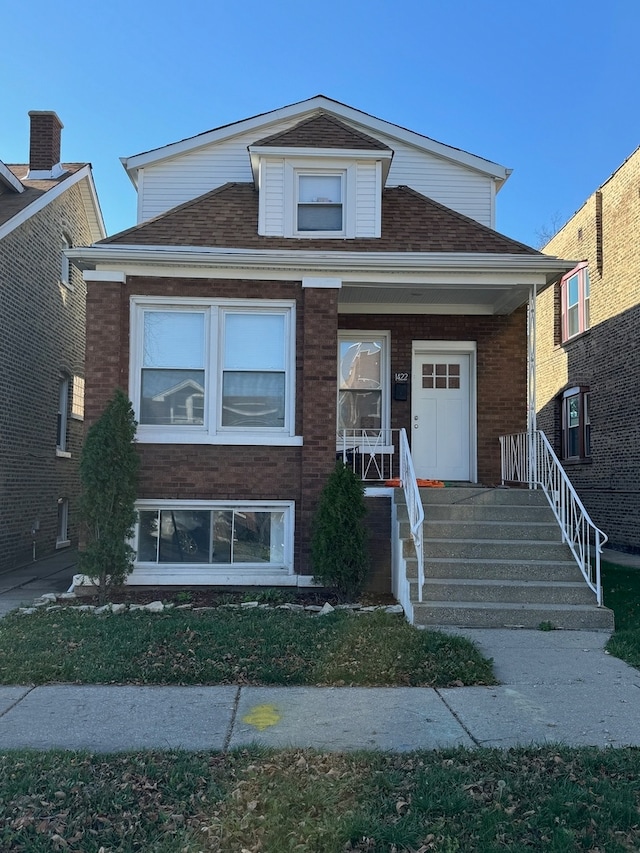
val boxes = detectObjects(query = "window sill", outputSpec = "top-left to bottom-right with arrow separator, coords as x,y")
135,431 -> 303,446
56,539 -> 71,550
562,328 -> 590,346
58,279 -> 75,292
56,449 -> 72,458
562,457 -> 593,466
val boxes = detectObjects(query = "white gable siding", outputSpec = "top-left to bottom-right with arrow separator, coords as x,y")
355,161 -> 379,237
368,130 -> 494,227
137,117 -> 304,224
136,114 -> 495,228
260,158 -> 285,236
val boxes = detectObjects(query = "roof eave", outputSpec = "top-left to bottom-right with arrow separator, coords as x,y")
121,96 -> 510,186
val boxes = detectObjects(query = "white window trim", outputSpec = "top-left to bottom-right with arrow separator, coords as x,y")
561,263 -> 590,342
131,499 -> 294,581
295,169 -> 346,237
283,158 -> 357,238
130,296 -> 300,446
337,330 -> 390,442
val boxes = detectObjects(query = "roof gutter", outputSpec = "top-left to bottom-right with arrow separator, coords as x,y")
68,244 -> 574,287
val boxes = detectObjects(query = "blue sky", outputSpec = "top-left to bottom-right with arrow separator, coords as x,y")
2,0 -> 638,247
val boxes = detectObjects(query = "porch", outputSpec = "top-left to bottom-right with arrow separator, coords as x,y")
341,428 -> 613,630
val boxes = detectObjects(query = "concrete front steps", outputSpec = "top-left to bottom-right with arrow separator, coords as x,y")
398,487 -> 614,630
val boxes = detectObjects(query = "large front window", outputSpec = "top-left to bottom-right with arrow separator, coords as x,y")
337,333 -> 389,433
131,298 -> 296,442
135,502 -> 291,569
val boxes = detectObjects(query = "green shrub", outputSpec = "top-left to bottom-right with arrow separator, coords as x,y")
78,388 -> 140,603
311,461 -> 369,598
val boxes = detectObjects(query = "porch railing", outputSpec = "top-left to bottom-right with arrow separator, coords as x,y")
398,428 -> 425,602
500,430 -> 607,605
337,429 -> 398,482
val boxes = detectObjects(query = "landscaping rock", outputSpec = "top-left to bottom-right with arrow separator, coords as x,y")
318,602 -> 335,616
143,601 -> 165,613
111,603 -> 127,614
241,601 -> 259,608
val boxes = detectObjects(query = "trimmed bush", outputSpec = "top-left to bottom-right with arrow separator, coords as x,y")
311,461 -> 369,598
78,389 -> 139,603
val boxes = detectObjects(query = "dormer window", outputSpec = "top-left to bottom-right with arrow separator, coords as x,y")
297,173 -> 344,234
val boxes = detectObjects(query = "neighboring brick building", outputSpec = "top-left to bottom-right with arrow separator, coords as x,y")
537,146 -> 640,553
71,96 -> 568,586
0,112 -> 105,570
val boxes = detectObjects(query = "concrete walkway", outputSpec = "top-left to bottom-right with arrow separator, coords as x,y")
0,550 -> 639,752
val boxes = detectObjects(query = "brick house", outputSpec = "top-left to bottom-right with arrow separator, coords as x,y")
0,112 -> 105,570
70,96 -> 576,601
537,146 -> 640,554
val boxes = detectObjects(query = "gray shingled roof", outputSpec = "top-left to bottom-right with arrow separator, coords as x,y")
0,164 -> 87,229
253,113 -> 391,151
101,182 -> 539,255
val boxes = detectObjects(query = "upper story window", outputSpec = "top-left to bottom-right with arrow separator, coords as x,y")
56,375 -> 70,455
131,298 -> 298,445
561,263 -> 590,341
297,173 -> 344,234
561,387 -> 591,461
60,234 -> 72,288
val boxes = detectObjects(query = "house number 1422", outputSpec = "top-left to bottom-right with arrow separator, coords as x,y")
394,372 -> 409,382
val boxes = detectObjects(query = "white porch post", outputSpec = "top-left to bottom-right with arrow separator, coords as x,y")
527,285 -> 537,489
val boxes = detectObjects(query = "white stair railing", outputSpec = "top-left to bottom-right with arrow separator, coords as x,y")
399,428 -> 425,602
500,430 -> 607,604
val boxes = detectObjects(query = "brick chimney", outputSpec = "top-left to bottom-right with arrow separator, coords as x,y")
28,111 -> 64,178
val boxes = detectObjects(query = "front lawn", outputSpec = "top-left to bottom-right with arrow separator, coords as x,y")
0,608 -> 495,687
603,559 -> 640,668
1,745 -> 639,852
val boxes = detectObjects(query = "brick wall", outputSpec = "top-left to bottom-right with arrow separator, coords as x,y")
539,147 -> 640,551
86,275 -> 340,574
87,272 -> 528,575
0,185 -> 91,569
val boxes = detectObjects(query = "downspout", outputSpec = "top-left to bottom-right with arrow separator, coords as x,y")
527,285 -> 537,489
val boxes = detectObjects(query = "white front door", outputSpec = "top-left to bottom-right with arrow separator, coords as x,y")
411,345 -> 475,481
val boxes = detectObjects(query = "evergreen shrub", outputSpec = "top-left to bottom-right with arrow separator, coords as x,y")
311,461 -> 369,598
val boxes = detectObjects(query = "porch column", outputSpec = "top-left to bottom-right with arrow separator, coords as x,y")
528,284 -> 537,488
300,277 -> 342,572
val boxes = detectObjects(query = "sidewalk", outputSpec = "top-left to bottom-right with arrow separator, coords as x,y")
0,551 -> 639,753
0,549 -> 77,618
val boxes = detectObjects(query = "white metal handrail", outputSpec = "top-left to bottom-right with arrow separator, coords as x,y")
500,430 -> 607,604
399,428 -> 425,602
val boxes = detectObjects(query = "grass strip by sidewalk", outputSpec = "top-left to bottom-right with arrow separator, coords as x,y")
1,745 -> 639,852
602,560 -> 640,669
0,608 -> 495,687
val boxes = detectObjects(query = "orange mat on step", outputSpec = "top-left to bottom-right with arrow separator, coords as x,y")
384,478 -> 445,488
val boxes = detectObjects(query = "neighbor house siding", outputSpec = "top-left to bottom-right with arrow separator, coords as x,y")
0,185 -> 91,569
538,147 -> 640,552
